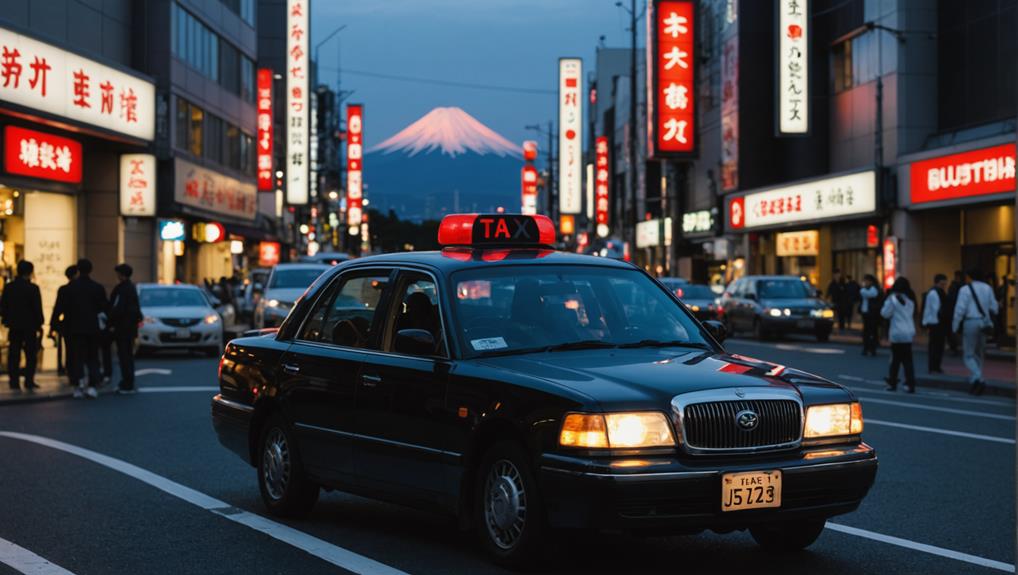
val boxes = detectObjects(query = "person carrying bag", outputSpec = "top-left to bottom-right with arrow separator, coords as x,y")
952,269 -> 998,395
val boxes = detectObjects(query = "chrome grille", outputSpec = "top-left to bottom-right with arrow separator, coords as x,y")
682,399 -> 801,451
160,317 -> 201,327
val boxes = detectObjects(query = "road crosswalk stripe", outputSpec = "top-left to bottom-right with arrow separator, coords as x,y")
0,535 -> 77,575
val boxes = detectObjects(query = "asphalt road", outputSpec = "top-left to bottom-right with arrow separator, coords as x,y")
0,340 -> 1014,575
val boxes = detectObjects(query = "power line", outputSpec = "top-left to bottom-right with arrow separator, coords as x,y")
317,66 -> 557,95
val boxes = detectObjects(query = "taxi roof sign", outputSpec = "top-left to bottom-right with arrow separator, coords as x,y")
438,214 -> 556,247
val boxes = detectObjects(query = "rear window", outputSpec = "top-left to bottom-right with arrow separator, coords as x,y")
270,267 -> 328,288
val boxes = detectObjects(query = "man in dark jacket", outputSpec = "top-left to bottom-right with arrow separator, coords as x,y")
50,265 -> 78,377
65,258 -> 109,399
110,263 -> 142,393
1,260 -> 44,391
827,269 -> 849,332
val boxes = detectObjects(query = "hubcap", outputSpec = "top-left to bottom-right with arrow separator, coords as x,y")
262,428 -> 290,501
484,459 -> 527,550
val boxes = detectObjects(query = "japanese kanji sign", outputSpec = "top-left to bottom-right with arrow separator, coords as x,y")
727,170 -> 876,230
775,230 -> 819,256
595,136 -> 610,238
681,209 -> 713,235
648,0 -> 696,158
347,104 -> 363,229
256,68 -> 274,191
521,164 -> 538,215
3,125 -> 81,184
0,25 -> 154,141
909,143 -> 1016,205
286,0 -> 309,205
174,158 -> 257,221
558,58 -> 582,214
778,0 -> 809,135
119,153 -> 155,216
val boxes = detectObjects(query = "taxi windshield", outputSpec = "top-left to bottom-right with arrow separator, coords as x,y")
451,265 -> 711,357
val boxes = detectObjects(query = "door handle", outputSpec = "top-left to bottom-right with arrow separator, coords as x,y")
361,374 -> 382,387
282,363 -> 300,375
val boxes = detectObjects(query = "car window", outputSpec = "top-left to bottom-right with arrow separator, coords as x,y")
728,279 -> 743,297
386,275 -> 447,357
140,288 -> 208,308
270,267 -> 328,289
299,271 -> 391,349
677,285 -> 716,299
758,279 -> 810,299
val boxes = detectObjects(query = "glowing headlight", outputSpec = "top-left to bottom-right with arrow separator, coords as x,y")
143,316 -> 158,324
804,402 -> 863,438
204,313 -> 220,324
559,412 -> 675,448
690,305 -> 701,312
811,308 -> 835,318
267,299 -> 281,308
767,308 -> 790,317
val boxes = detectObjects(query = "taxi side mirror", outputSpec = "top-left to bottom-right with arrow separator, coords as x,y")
703,320 -> 727,343
395,329 -> 436,356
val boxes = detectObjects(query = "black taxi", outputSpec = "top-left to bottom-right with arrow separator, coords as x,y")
212,213 -> 877,567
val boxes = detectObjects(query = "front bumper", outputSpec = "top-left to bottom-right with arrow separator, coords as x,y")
538,443 -> 876,531
138,322 -> 222,349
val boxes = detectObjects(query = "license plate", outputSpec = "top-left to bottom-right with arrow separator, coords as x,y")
174,328 -> 191,339
722,470 -> 781,512
796,319 -> 814,328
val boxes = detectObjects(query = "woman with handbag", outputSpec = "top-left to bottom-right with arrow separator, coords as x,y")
951,268 -> 999,395
881,277 -> 917,393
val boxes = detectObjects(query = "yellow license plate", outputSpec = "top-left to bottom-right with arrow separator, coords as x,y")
721,470 -> 781,512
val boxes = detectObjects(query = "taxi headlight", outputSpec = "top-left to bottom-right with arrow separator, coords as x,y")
204,313 -> 220,324
804,402 -> 863,438
559,412 -> 675,448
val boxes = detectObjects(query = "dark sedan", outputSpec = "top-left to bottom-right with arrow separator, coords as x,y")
719,275 -> 835,341
670,282 -> 722,322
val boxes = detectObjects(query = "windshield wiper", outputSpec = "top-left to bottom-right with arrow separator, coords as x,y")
617,339 -> 711,350
545,340 -> 618,352
474,345 -> 549,358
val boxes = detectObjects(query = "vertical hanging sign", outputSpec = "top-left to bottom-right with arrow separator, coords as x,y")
777,0 -> 808,135
558,58 -> 582,214
256,68 -> 274,191
521,165 -> 538,215
648,0 -> 696,158
286,0 -> 309,204
595,136 -> 611,238
346,104 -> 363,231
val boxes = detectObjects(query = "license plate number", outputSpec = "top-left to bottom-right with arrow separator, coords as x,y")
174,328 -> 191,339
722,470 -> 781,512
796,319 -> 814,328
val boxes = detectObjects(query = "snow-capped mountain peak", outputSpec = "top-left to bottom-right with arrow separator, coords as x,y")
369,107 -> 521,158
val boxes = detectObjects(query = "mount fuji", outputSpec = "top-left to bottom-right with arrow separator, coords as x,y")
365,107 -> 524,221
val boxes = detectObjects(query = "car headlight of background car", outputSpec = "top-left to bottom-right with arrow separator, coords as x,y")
265,299 -> 292,313
804,403 -> 863,438
559,412 -> 676,448
204,313 -> 220,325
767,307 -> 791,317
810,308 -> 835,319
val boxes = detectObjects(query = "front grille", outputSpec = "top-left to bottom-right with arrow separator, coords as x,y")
160,317 -> 201,327
682,399 -> 801,451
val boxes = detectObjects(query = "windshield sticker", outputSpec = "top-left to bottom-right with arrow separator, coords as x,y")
471,337 -> 508,351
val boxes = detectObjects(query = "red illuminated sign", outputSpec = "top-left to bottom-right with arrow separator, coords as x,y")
259,241 -> 281,266
728,196 -> 745,229
910,144 -> 1016,205
521,164 -> 538,215
866,224 -> 879,248
438,214 -> 556,247
4,125 -> 82,183
347,104 -> 363,229
522,140 -> 538,162
648,0 -> 696,158
595,136 -> 610,237
256,68 -> 273,191
882,237 -> 897,290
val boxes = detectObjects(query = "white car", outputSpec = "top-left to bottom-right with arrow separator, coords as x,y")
253,263 -> 330,329
137,284 -> 224,356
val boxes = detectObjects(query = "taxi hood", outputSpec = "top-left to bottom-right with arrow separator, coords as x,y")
474,348 -> 842,410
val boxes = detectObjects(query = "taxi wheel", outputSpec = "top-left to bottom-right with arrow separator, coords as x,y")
749,519 -> 826,551
474,441 -> 547,568
257,415 -> 319,517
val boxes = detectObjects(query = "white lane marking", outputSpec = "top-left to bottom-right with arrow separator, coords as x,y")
0,432 -> 409,575
865,419 -> 1015,444
839,375 -> 865,382
826,522 -> 1015,573
857,397 -> 1015,421
841,378 -> 1017,408
0,536 -> 77,575
135,368 -> 172,376
774,344 -> 845,354
137,386 -> 219,393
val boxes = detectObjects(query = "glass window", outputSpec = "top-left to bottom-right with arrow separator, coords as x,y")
241,56 -> 255,102
389,276 -> 445,356
240,132 -> 255,175
189,104 -> 204,157
269,266 -> 329,289
832,40 -> 853,93
219,40 -> 240,96
205,115 -> 223,164
175,98 -> 190,151
140,288 -> 209,308
225,124 -> 240,169
300,273 -> 391,348
757,279 -> 811,299
209,33 -> 219,82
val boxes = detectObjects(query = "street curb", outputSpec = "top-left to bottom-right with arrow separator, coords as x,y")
915,375 -> 1015,398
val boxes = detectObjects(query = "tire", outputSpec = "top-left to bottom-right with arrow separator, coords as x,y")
750,520 -> 826,551
257,414 -> 319,517
473,441 -> 548,569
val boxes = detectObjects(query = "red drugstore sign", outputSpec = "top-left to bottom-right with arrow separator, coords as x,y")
595,136 -> 610,237
4,125 -> 82,183
256,68 -> 273,191
346,104 -> 363,229
649,0 -> 696,157
910,144 -> 1016,205
520,164 -> 538,215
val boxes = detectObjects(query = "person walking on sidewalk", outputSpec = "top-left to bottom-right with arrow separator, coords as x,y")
859,274 -> 881,356
952,268 -> 999,395
109,263 -> 142,394
65,258 -> 109,399
946,270 -> 964,355
922,273 -> 949,374
827,269 -> 849,332
50,265 -> 78,378
1,261 -> 44,392
881,277 -> 917,393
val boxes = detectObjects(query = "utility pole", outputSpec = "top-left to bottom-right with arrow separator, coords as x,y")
548,120 -> 555,220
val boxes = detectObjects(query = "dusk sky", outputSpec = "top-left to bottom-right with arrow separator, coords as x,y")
311,0 -> 643,149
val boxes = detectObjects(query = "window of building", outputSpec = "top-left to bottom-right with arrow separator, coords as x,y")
225,124 -> 240,170
240,132 -> 255,176
240,56 -> 255,103
189,104 -> 204,158
219,40 -> 240,96
205,115 -> 223,165
175,98 -> 190,151
832,40 -> 853,93
172,2 -> 256,100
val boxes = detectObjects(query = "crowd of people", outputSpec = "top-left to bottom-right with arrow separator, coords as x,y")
1,259 -> 142,398
826,268 -> 1006,396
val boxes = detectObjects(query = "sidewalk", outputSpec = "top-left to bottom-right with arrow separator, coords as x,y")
0,372 -> 122,405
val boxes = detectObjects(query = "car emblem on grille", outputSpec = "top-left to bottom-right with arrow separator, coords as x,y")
734,388 -> 746,398
735,409 -> 759,431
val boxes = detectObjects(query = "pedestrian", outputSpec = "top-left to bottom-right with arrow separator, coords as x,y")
827,269 -> 848,332
921,273 -> 949,373
946,270 -> 964,355
99,310 -> 114,385
65,258 -> 109,399
49,265 -> 78,378
859,274 -> 881,356
0,261 -> 44,391
881,277 -> 917,393
110,263 -> 142,394
952,268 -> 999,395
844,275 -> 861,328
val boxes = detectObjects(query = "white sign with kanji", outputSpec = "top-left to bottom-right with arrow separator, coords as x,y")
119,153 -> 156,216
0,25 -> 154,141
286,0 -> 309,205
558,58 -> 582,214
732,170 -> 876,230
778,0 -> 808,134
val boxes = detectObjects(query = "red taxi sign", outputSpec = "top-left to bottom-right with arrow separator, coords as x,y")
438,214 -> 556,247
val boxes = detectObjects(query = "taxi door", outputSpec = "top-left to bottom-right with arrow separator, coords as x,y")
352,269 -> 457,507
